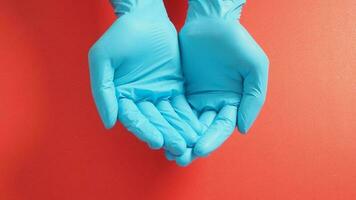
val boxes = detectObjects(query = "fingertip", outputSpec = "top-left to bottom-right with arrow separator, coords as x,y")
101,110 -> 117,129
103,121 -> 115,129
167,140 -> 187,156
238,126 -> 249,134
176,161 -> 191,167
237,119 -> 247,134
238,127 -> 248,134
193,143 -> 210,157
237,112 -> 251,134
148,136 -> 164,150
176,148 -> 194,167
165,151 -> 175,161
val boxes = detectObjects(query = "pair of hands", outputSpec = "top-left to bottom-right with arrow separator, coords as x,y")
88,0 -> 269,166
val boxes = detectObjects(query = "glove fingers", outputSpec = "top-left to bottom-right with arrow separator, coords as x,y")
137,101 -> 187,156
199,110 -> 217,133
171,95 -> 203,135
194,105 -> 237,157
165,111 -> 217,165
89,47 -> 118,129
118,98 -> 164,149
156,100 -> 199,147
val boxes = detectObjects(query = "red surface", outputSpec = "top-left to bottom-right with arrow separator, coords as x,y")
1,0 -> 355,199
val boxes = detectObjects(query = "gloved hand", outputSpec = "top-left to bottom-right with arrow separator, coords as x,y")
166,0 -> 269,166
88,0 -> 202,156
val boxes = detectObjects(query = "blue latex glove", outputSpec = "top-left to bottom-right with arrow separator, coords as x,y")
166,0 -> 269,166
88,0 -> 202,156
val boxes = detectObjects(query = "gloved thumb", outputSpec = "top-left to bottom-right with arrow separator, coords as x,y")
237,56 -> 268,133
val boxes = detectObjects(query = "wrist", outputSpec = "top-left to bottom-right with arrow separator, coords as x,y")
187,0 -> 246,21
110,0 -> 167,17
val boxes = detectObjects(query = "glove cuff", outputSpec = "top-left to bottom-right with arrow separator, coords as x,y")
110,0 -> 167,17
187,0 -> 246,21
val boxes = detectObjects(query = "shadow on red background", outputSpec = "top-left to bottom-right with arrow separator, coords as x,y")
1,0 -> 355,199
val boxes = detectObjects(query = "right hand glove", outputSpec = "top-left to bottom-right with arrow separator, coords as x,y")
166,0 -> 269,166
88,0 -> 202,156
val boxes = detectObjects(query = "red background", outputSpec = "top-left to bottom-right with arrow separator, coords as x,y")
1,0 -> 355,199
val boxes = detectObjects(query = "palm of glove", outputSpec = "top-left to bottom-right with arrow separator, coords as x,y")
182,19 -> 269,133
89,13 -> 201,156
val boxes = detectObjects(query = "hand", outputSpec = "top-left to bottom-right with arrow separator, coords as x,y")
166,0 -> 269,166
88,0 -> 202,156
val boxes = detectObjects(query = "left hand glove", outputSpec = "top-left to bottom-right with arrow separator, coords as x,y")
89,0 -> 202,156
